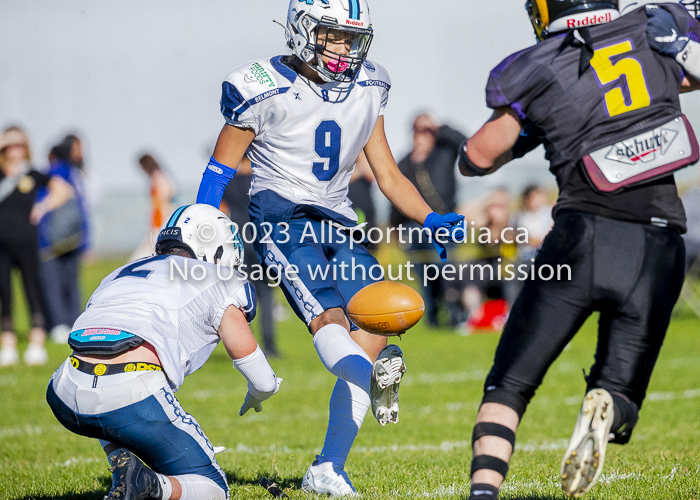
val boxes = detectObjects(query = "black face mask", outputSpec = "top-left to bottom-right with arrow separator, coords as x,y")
311,22 -> 373,83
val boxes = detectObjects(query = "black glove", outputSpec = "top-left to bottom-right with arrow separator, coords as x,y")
511,122 -> 541,159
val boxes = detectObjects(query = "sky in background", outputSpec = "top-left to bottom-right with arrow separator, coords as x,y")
1,0 -> 698,252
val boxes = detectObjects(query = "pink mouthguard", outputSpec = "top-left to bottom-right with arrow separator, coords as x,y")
327,58 -> 349,74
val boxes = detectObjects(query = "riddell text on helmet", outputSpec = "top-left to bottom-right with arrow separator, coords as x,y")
567,12 -> 614,28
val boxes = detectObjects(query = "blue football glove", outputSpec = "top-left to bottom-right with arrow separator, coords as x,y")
423,212 -> 466,262
196,156 -> 237,208
646,5 -> 689,58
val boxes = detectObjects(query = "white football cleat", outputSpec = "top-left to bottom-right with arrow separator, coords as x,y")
370,344 -> 406,426
301,458 -> 357,496
0,346 -> 19,367
561,388 -> 614,498
23,344 -> 48,366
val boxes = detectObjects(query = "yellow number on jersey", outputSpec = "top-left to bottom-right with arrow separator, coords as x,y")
590,41 -> 651,117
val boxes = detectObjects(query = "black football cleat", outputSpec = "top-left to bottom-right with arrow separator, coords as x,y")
105,449 -> 163,500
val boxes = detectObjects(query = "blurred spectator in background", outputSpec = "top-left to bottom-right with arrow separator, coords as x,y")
0,126 -> 49,365
221,159 -> 279,356
682,179 -> 700,276
513,184 -> 553,262
348,153 -> 377,249
460,188 -> 516,334
390,113 -> 467,327
130,153 -> 177,261
32,134 -> 90,344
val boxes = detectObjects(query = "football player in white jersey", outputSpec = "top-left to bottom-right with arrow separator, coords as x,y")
195,0 -> 466,495
46,204 -> 282,500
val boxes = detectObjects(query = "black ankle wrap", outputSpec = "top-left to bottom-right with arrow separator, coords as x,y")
471,422 -> 516,449
470,455 -> 509,477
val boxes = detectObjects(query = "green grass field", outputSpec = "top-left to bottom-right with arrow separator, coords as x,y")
1,259 -> 700,500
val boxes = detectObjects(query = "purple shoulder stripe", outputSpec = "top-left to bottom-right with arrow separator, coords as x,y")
490,46 -> 532,80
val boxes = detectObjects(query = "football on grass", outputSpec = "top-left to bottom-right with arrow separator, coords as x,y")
347,281 -> 425,336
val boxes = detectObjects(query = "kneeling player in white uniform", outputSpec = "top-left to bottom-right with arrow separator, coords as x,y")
46,204 -> 282,500
196,0 -> 466,494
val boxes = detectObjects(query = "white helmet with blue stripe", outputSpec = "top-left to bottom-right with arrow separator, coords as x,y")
155,204 -> 244,269
285,0 -> 373,83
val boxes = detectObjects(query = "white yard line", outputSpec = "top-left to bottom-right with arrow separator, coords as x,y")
516,439 -> 569,452
354,441 -> 471,454
0,424 -> 64,439
402,371 -> 488,386
389,483 -> 470,498
402,358 -> 698,386
435,386 -> 700,415
54,456 -> 102,468
444,401 -> 480,412
396,468 -> 682,499
381,470 -> 648,498
599,471 -> 642,483
5,388 -> 698,443
566,388 -> 700,405
217,438 -> 570,456
662,357 -> 700,369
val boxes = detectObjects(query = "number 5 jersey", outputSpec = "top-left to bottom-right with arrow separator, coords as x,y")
486,4 -> 700,233
220,56 -> 390,223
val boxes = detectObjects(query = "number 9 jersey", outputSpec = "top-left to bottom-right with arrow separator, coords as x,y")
486,4 -> 700,232
220,56 -> 390,223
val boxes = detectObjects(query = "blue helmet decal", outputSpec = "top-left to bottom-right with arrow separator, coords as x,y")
230,225 -> 244,252
348,0 -> 360,19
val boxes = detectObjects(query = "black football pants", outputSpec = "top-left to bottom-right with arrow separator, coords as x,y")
484,209 -> 685,410
0,240 -> 45,331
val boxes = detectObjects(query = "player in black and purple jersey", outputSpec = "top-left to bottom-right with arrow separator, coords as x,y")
458,1 -> 700,498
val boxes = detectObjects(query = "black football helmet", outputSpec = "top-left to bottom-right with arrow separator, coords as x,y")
526,0 -> 620,42
682,0 -> 700,19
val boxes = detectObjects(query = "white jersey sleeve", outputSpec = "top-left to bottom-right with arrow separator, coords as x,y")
74,256 -> 257,391
356,60 -> 391,116
220,59 -> 294,135
213,275 -> 257,328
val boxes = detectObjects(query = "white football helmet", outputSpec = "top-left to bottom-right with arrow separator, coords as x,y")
155,204 -> 244,269
285,0 -> 373,83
